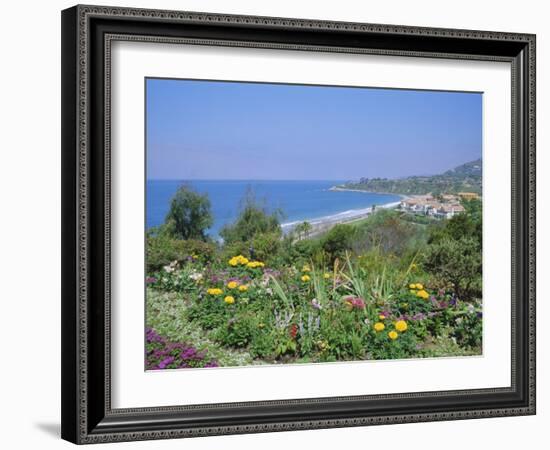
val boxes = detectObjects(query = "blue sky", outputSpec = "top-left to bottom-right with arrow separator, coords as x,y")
146,78 -> 482,181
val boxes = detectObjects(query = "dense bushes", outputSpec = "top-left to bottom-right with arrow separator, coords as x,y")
220,189 -> 282,244
145,188 -> 483,368
146,229 -> 216,272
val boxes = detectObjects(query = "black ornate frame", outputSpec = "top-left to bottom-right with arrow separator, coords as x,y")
61,4 -> 536,444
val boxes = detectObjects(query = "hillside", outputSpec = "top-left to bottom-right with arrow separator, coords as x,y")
339,158 -> 482,195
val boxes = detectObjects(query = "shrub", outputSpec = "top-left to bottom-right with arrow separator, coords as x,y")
220,189 -> 282,244
321,224 -> 355,262
215,314 -> 257,348
249,329 -> 276,359
251,231 -> 282,264
186,297 -> 229,330
353,209 -> 423,256
146,232 -> 216,272
423,237 -> 481,300
165,185 -> 213,240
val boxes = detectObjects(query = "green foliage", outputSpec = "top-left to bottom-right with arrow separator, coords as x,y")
251,231 -> 282,264
294,221 -> 313,240
341,158 -> 482,196
452,309 -> 483,349
321,224 -> 355,262
352,209 -> 424,256
146,190 -> 483,367
146,230 -> 216,272
423,237 -> 481,299
428,198 -> 482,245
214,314 -> 258,348
165,185 -> 213,240
220,189 -> 282,244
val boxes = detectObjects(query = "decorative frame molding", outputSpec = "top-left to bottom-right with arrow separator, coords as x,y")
61,4 -> 536,444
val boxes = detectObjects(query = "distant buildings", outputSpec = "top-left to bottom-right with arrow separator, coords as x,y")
458,192 -> 480,201
399,194 -> 468,219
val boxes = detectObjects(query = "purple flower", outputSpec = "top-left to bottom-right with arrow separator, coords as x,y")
146,276 -> 157,285
145,328 -> 219,370
158,356 -> 175,369
181,347 -> 197,360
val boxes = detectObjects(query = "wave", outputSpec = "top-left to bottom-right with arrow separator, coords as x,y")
281,201 -> 401,232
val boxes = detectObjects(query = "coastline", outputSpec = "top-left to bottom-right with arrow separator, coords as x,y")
329,185 -> 410,199
281,198 -> 402,237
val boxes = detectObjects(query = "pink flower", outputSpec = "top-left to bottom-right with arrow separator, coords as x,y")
351,298 -> 366,309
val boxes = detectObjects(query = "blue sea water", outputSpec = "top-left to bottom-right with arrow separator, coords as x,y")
146,180 -> 402,238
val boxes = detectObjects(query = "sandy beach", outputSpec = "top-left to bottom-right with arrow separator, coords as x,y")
281,195 -> 403,238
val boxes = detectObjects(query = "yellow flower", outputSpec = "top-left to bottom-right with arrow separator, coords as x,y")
238,285 -> 248,292
228,258 -> 238,266
207,288 -> 223,296
324,273 -> 331,279
374,322 -> 385,332
378,314 -> 386,320
395,320 -> 408,332
224,295 -> 235,304
246,260 -> 264,269
317,340 -> 329,350
227,281 -> 239,289
301,275 -> 311,282
409,289 -> 416,295
388,331 -> 399,340
411,263 -> 417,270
409,283 -> 417,289
415,283 -> 424,290
302,264 -> 311,272
416,289 -> 429,300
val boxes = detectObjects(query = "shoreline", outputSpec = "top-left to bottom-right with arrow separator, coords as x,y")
329,185 -> 410,199
281,199 -> 402,237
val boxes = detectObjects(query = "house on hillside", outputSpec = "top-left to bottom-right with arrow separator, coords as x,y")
458,192 -> 480,201
400,194 -> 466,219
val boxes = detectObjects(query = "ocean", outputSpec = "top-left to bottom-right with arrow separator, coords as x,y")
146,180 -> 402,237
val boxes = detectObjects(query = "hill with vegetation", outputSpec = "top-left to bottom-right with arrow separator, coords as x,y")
339,158 -> 482,195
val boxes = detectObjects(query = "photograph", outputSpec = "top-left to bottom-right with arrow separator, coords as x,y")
144,78 -> 484,370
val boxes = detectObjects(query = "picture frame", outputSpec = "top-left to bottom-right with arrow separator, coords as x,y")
61,4 -> 536,444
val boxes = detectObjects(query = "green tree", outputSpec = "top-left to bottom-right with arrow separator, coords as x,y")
220,189 -> 282,244
294,221 -> 312,240
423,237 -> 481,300
321,224 -> 355,262
165,185 -> 213,240
353,209 -> 420,256
428,198 -> 482,245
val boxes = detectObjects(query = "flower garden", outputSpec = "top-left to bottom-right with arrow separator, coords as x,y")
145,190 -> 483,370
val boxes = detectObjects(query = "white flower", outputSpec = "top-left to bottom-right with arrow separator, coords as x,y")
189,271 -> 203,281
163,265 -> 175,273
